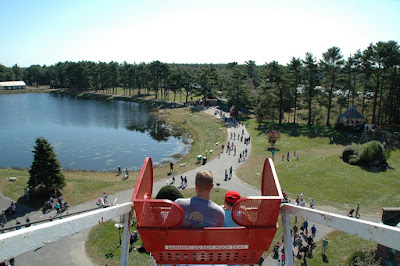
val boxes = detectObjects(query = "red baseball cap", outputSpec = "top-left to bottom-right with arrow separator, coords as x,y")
225,191 -> 241,203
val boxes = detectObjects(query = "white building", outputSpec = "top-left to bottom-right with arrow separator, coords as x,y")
0,81 -> 26,90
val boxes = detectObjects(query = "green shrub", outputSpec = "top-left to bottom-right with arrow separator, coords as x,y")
358,141 -> 385,165
342,146 -> 355,163
155,185 -> 183,201
349,250 -> 380,265
349,155 -> 360,165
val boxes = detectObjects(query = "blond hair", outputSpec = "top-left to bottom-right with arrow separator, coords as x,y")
195,170 -> 213,191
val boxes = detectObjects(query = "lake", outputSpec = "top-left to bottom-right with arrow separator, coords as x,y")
0,93 -> 190,171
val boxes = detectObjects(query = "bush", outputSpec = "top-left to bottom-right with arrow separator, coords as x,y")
342,146 -> 355,163
349,155 -> 360,165
349,250 -> 380,265
155,185 -> 183,201
358,141 -> 385,165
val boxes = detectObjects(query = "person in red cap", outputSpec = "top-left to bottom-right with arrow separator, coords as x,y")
223,191 -> 241,227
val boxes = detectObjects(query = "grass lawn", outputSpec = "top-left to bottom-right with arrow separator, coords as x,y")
0,107 -> 226,208
236,118 -> 400,215
86,221 -> 152,266
294,230 -> 377,266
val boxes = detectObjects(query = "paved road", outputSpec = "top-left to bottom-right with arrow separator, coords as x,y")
2,106 -> 380,265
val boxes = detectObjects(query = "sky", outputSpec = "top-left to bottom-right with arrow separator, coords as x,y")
1,0 -> 399,67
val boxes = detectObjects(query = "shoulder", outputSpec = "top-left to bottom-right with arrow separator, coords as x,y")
175,198 -> 190,205
210,201 -> 224,214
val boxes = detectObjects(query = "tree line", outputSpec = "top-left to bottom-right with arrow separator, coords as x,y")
1,40 -> 399,126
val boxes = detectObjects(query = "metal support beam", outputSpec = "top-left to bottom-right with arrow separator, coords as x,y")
281,204 -> 400,251
120,211 -> 132,266
0,202 -> 132,261
281,210 -> 294,266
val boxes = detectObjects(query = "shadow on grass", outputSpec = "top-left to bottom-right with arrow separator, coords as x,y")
254,121 -> 364,146
105,245 -> 120,258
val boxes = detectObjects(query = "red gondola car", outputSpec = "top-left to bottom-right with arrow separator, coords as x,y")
132,157 -> 283,265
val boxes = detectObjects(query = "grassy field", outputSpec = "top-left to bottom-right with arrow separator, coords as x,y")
236,118 -> 400,215
0,107 -> 226,208
294,230 -> 377,266
0,86 -> 53,94
86,221 -> 152,266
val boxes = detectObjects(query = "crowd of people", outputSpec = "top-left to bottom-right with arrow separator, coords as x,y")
43,196 -> 69,214
218,123 -> 250,165
272,219 -> 321,265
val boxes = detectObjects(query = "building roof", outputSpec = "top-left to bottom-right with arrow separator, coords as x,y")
0,81 -> 26,87
340,105 -> 364,120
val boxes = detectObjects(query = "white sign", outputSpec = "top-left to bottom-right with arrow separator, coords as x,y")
165,245 -> 249,250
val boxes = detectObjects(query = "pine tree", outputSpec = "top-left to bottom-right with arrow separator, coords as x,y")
28,137 -> 65,197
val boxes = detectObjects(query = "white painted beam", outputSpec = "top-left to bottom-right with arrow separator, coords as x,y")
281,204 -> 400,251
120,212 -> 131,266
0,202 -> 133,261
281,211 -> 294,266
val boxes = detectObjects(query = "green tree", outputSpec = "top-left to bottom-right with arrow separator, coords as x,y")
245,60 -> 259,89
320,46 -> 344,126
12,64 -> 23,80
149,61 -> 164,99
0,64 -> 15,81
287,57 -> 303,124
28,137 -> 66,197
182,69 -> 195,103
196,65 -> 219,105
264,61 -> 287,124
303,52 -> 318,127
226,62 -> 249,116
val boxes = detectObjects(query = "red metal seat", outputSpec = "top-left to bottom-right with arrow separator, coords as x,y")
132,157 -> 283,265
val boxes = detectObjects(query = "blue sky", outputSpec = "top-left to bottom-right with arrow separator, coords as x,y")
1,0 -> 399,67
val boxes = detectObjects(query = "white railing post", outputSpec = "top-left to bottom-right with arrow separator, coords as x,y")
281,210 -> 294,266
120,211 -> 132,266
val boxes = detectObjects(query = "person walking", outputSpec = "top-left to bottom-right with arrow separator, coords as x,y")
293,224 -> 298,242
310,199 -> 314,208
11,202 -> 16,216
322,237 -> 328,256
102,192 -> 107,204
1,210 -> 7,224
303,220 -> 309,236
311,224 -> 317,238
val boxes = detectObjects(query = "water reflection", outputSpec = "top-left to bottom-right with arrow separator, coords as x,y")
0,93 -> 190,171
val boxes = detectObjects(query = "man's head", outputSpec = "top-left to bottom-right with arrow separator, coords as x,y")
224,191 -> 241,208
195,170 -> 213,194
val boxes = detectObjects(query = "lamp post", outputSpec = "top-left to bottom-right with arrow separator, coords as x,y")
114,223 -> 124,246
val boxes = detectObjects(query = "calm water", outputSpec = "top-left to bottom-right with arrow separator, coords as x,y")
0,93 -> 190,171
